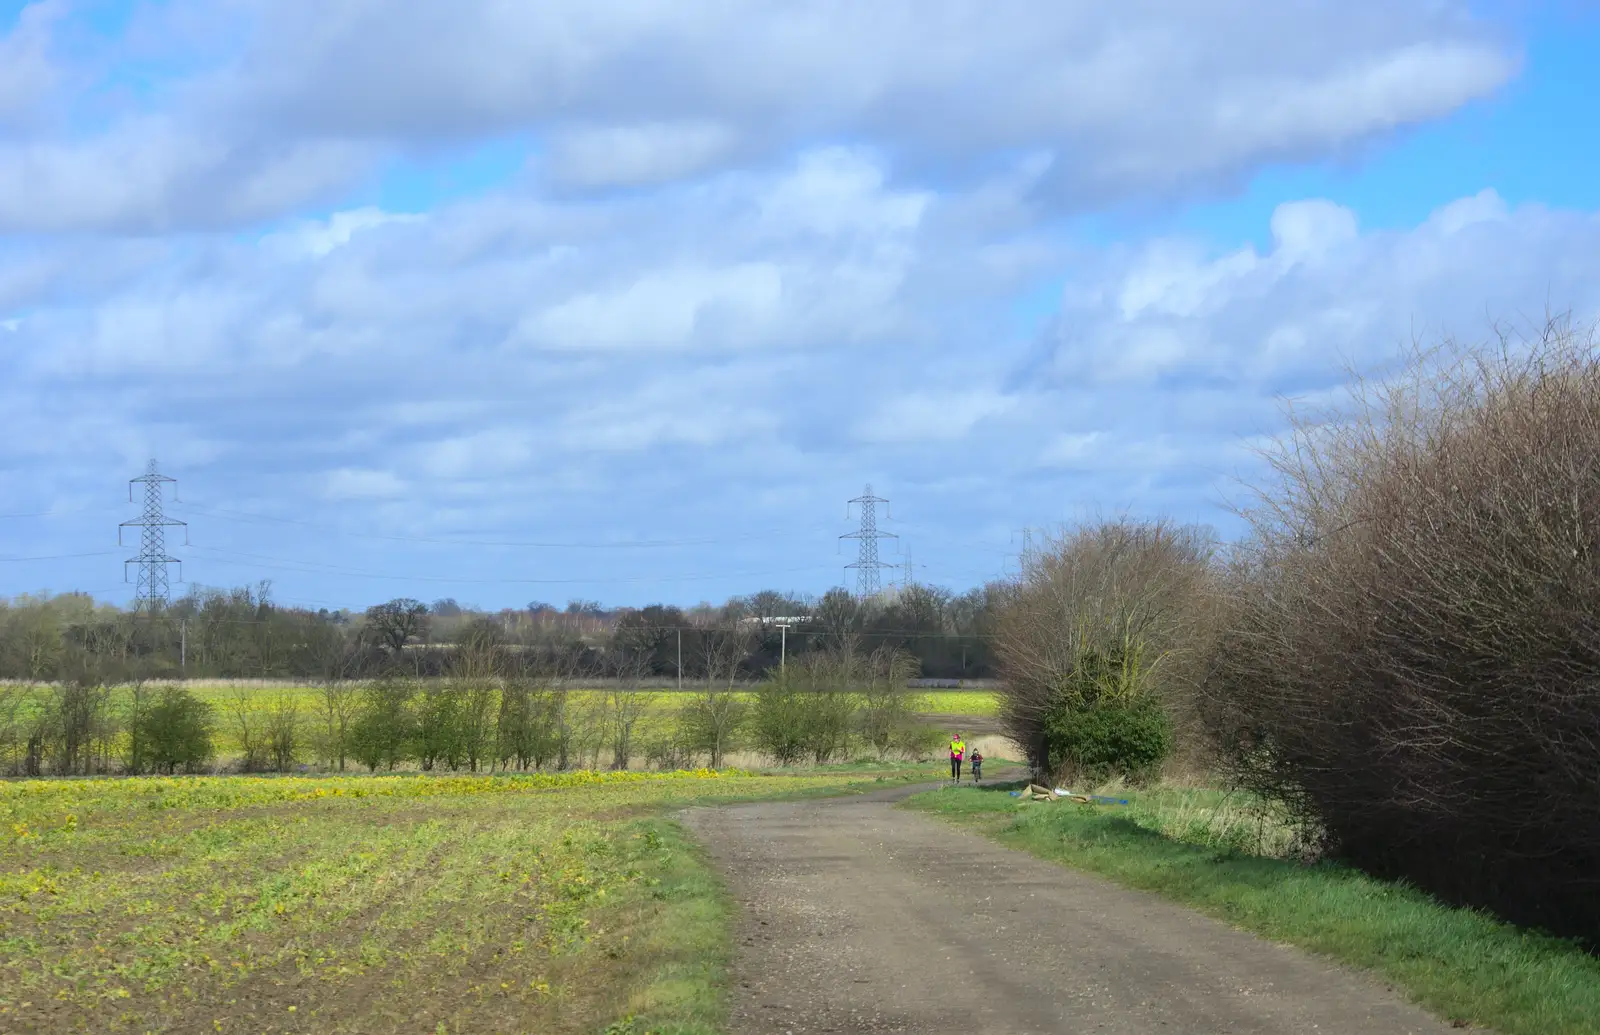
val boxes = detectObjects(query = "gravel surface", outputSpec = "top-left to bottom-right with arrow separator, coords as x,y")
682,780 -> 1463,1035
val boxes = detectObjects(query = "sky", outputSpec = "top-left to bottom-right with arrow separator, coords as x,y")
2,0 -> 1599,612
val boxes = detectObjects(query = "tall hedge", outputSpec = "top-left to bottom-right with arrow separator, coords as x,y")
1204,321 -> 1600,944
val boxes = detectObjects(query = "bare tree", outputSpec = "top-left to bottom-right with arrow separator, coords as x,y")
265,692 -> 302,773
992,517 -> 1219,773
605,651 -> 656,770
317,679 -> 360,772
123,677 -> 152,775
53,679 -> 113,776
226,686 -> 267,772
451,617 -> 506,772
363,599 -> 429,657
858,646 -> 924,758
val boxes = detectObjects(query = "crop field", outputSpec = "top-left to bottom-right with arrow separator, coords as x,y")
0,764 -> 938,1034
176,685 -> 1001,759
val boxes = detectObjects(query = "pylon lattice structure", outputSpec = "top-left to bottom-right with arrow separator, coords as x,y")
120,460 -> 187,612
841,484 -> 897,599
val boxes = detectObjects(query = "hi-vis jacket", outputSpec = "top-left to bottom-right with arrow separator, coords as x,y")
949,739 -> 965,760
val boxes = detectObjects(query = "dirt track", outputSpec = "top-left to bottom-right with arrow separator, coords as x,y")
682,781 -> 1463,1035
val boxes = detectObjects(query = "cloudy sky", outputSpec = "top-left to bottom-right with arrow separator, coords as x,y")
2,0 -> 1598,611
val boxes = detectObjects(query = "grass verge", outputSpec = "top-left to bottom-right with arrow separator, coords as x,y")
905,783 -> 1600,1035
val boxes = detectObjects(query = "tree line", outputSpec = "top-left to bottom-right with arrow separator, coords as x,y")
0,582 -> 1003,685
0,623 -> 944,777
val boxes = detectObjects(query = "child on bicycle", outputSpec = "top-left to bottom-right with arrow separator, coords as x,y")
970,749 -> 984,783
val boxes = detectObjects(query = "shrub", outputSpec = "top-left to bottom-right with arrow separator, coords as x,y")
798,689 -> 856,764
677,689 -> 747,769
750,679 -> 809,766
348,678 -> 415,772
1042,697 -> 1173,785
135,687 -> 214,775
497,680 -> 569,771
893,723 -> 948,762
413,684 -> 465,771
858,647 -> 923,758
993,518 -> 1218,774
1204,318 -> 1600,944
642,731 -> 698,771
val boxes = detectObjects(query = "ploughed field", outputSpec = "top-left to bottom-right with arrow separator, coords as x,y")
0,766 -> 935,1034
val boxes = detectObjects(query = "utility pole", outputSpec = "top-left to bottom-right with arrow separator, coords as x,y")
776,622 -> 791,672
119,459 -> 187,612
841,484 -> 896,600
180,619 -> 187,677
676,628 -> 682,691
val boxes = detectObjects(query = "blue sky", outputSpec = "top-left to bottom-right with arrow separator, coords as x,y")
2,0 -> 1598,612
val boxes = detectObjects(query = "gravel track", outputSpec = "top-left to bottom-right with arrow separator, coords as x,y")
682,780 -> 1462,1035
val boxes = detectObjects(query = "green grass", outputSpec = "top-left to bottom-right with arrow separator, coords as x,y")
0,762 -> 942,1034
907,783 -> 1600,1035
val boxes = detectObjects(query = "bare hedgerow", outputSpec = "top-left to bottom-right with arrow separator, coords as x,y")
1203,314 -> 1600,943
992,517 -> 1221,777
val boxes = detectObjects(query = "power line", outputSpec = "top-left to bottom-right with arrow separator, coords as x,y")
119,460 -> 187,612
167,500 -> 839,549
0,505 -> 123,520
184,543 -> 839,586
0,551 -> 120,563
841,484 -> 896,599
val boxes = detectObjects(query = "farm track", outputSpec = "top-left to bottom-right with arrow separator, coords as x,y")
682,779 -> 1462,1035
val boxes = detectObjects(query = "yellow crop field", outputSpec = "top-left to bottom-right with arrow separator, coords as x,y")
0,765 -> 936,1034
175,684 -> 1000,760
918,690 -> 1000,717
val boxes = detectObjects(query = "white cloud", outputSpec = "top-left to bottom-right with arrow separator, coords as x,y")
1039,190 -> 1600,394
0,1 -> 1519,232
1269,200 -> 1360,259
0,1 -> 60,129
0,117 -> 377,232
757,149 -> 931,237
515,263 -> 785,351
416,429 -> 535,480
1427,188 -> 1510,234
857,389 -> 1015,444
282,206 -> 425,258
322,468 -> 407,500
1039,431 -> 1107,467
544,121 -> 738,189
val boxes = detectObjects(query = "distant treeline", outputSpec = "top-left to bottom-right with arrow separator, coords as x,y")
0,638 -> 947,778
0,583 -> 1004,685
